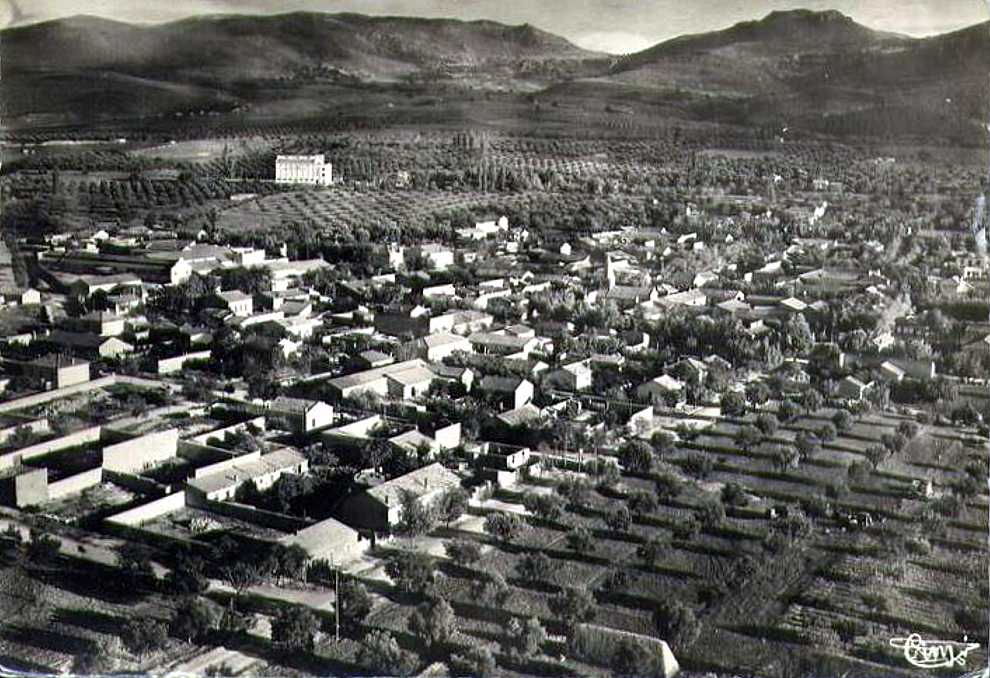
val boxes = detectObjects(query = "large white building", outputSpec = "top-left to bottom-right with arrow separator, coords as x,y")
275,154 -> 333,186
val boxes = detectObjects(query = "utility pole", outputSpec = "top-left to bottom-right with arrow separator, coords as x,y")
332,555 -> 340,643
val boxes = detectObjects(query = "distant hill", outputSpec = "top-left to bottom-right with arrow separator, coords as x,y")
2,8 -> 987,141
0,12 -> 604,126
585,10 -> 989,142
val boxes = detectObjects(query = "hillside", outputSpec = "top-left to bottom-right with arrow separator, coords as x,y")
1,8 -> 987,141
583,10 -> 990,142
0,12 -> 605,126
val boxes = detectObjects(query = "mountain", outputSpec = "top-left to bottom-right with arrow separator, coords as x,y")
2,9 -> 987,141
0,12 -> 604,126
578,10 -> 989,142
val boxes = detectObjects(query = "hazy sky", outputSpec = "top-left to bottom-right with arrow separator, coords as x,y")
2,0 -> 987,53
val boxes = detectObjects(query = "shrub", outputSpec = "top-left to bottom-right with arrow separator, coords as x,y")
483,512 -> 526,544
605,506 -> 632,533
358,630 -> 418,676
549,587 -> 597,629
682,453 -> 713,479
445,539 -> 482,567
566,527 -> 596,555
450,643 -> 496,677
652,601 -> 700,650
122,617 -> 168,656
271,605 -> 319,653
517,552 -> 555,584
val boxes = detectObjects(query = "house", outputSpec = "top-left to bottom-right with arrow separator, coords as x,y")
417,333 -> 472,362
335,462 -> 462,532
469,332 -> 539,359
280,516 -> 368,563
186,448 -> 309,503
836,376 -> 871,401
605,285 -> 658,308
2,288 -> 41,306
386,364 -> 437,400
672,358 -> 708,384
267,397 -> 335,434
495,403 -> 543,428
557,360 -> 593,391
70,273 -> 143,297
410,244 -> 455,271
327,359 -> 433,399
79,311 -> 127,337
18,355 -> 90,390
357,350 -> 395,369
478,376 -> 534,410
47,330 -> 135,360
656,289 -> 707,308
636,375 -> 685,404
216,290 -> 253,317
878,361 -> 907,383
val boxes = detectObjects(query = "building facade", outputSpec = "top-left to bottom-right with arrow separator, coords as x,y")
275,154 -> 333,186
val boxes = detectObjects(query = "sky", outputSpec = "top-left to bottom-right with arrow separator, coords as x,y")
2,0 -> 987,53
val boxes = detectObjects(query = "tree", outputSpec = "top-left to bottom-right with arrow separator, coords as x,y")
865,444 -> 887,469
595,460 -> 622,489
483,512 -> 526,545
556,476 -> 593,507
220,561 -> 263,602
795,432 -> 820,461
397,489 -> 437,536
682,453 -> 714,480
549,587 -> 596,629
270,543 -> 309,584
778,399 -> 801,423
337,579 -> 373,631
566,526 -> 596,555
116,541 -> 155,583
522,492 -> 565,524
450,644 -> 497,678
437,487 -> 469,527
637,536 -> 669,568
517,552 -> 555,584
445,539 -> 482,567
358,630 -> 418,677
25,529 -> 61,564
122,617 -> 168,656
618,439 -> 654,473
650,431 -> 676,460
409,597 -> 457,651
671,515 -> 701,541
504,616 -> 547,658
627,489 -> 658,517
772,445 -> 800,472
801,389 -> 824,414
735,424 -> 762,451
473,571 -> 511,606
721,391 -> 747,417
385,552 -> 435,595
721,481 -> 748,507
847,460 -> 872,484
73,636 -> 122,675
832,409 -> 853,433
653,601 -> 700,650
697,497 -> 725,528
271,605 -> 320,653
613,637 -> 658,677
817,422 -> 837,443
605,505 -> 632,533
170,597 -> 220,643
755,413 -> 779,437
655,472 -> 682,501
165,550 -> 208,595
